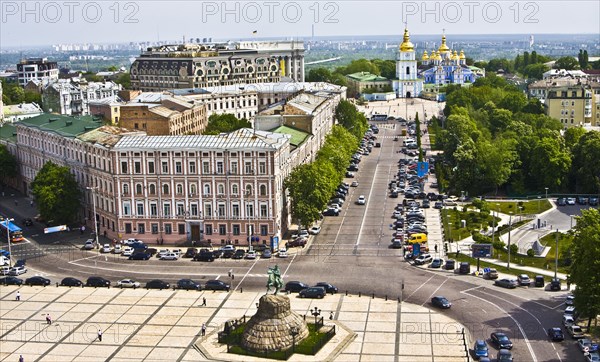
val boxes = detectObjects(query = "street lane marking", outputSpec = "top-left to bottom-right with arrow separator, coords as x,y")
356,164 -> 379,247
462,289 -> 538,362
403,274 -> 434,301
422,278 -> 449,306
233,258 -> 259,292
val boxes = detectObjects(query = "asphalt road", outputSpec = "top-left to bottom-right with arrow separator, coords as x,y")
3,122 -> 583,362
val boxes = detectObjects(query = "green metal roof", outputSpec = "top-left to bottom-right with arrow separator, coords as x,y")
0,123 -> 17,142
269,125 -> 310,147
16,114 -> 103,138
346,72 -> 388,82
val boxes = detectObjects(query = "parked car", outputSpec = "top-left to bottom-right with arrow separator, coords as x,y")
577,196 -> 588,205
285,281 -> 309,293
101,244 -> 112,253
204,280 -> 230,291
564,306 -> 577,317
585,352 -> 600,362
534,275 -> 545,287
517,274 -> 531,286
589,197 -> 599,206
177,279 -> 201,290
563,315 -> 575,327
557,198 -> 567,206
25,276 -> 51,286
490,332 -> 513,349
547,327 -> 564,341
261,249 -> 272,259
414,253 -> 433,265
494,279 -> 518,289
160,252 -> 179,260
473,339 -> 489,359
83,239 -> 95,250
577,338 -> 599,353
550,277 -> 562,291
278,249 -> 288,258
86,276 -> 111,288
484,268 -> 499,280
566,198 -> 576,205
245,251 -> 257,260
232,250 -> 245,259
183,248 -> 198,258
9,265 -> 27,275
288,237 -> 307,248
351,181 -> 359,187
129,252 -> 151,260
0,276 -> 23,285
430,258 -> 443,268
496,349 -> 513,362
193,251 -> 215,262
117,279 -> 141,288
566,325 -> 585,339
315,282 -> 338,294
444,260 -> 456,270
145,279 -> 170,289
113,244 -> 122,254
431,296 -> 451,309
566,295 -> 575,306
309,226 -> 321,235
299,286 -> 326,299
458,262 -> 470,274
60,277 -> 82,287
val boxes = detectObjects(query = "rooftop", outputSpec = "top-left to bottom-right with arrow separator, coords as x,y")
269,125 -> 310,147
3,103 -> 43,115
77,125 -> 145,148
16,114 -> 103,138
0,123 -> 17,142
346,72 -> 388,82
115,128 -> 290,151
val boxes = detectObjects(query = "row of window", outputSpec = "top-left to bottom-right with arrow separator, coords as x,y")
120,159 -> 268,175
122,182 -> 268,196
122,201 -> 269,218
122,222 -> 270,236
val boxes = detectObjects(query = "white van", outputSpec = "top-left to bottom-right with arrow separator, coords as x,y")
0,256 -> 9,266
403,138 -> 416,146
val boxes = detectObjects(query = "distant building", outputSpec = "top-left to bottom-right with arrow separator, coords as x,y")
393,28 -> 423,98
2,103 -> 43,123
346,72 -> 391,98
419,34 -> 480,86
17,58 -> 59,87
130,41 -> 305,91
528,77 -> 600,127
543,69 -> 588,80
42,79 -> 122,116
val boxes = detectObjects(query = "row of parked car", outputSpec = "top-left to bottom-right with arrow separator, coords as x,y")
0,274 -> 232,291
557,196 -> 599,206
559,294 -> 599,362
284,281 -> 338,299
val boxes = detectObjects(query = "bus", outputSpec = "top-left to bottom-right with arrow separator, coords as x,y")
0,219 -> 24,243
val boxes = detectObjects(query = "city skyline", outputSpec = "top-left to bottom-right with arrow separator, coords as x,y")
1,1 -> 599,47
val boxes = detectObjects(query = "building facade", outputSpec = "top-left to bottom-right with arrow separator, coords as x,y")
346,72 -> 391,98
393,28 -> 424,98
42,79 -> 122,116
2,103 -> 43,123
17,58 -> 59,87
419,35 -> 480,85
130,41 -> 305,91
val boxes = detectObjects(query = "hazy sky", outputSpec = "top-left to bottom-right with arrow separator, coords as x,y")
1,1 -> 599,47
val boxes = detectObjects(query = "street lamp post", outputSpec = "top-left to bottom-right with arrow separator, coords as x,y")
4,218 -> 14,267
311,307 -> 322,327
554,229 -> 559,279
507,212 -> 513,271
290,326 -> 299,353
545,187 -> 549,200
86,187 -> 100,249
491,204 -> 499,245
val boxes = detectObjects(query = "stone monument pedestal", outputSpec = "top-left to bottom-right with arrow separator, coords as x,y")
241,294 -> 309,352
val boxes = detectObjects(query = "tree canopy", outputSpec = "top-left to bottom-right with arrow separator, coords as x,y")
31,162 -> 82,225
202,114 -> 251,135
0,144 -> 17,185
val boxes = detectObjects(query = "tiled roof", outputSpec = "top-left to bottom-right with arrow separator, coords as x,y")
114,128 -> 290,151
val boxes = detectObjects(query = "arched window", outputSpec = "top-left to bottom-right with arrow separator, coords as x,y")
260,184 -> 267,196
136,184 -> 143,195
149,184 -> 156,195
406,66 -> 410,75
122,183 -> 129,195
176,184 -> 183,195
245,184 -> 252,195
203,184 -> 211,195
232,184 -> 239,195
163,184 -> 169,195
190,184 -> 197,195
218,184 -> 225,195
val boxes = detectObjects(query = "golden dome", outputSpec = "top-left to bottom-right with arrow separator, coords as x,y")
422,51 -> 429,60
399,28 -> 414,52
459,50 -> 466,59
438,34 -> 450,53
451,50 -> 459,60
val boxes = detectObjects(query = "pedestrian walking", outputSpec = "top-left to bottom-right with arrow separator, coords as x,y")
202,297 -> 207,307
46,314 -> 52,325
434,244 -> 438,253
329,311 -> 333,320
30,200 -> 33,207
201,323 -> 206,336
16,291 -> 20,301
97,329 -> 103,342
19,355 -> 24,362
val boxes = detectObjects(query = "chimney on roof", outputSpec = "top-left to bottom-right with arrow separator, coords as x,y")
65,120 -> 73,126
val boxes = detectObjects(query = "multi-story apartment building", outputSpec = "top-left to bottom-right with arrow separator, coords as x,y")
130,41 -> 305,91
171,87 -> 259,121
17,58 -> 59,87
528,77 -> 600,127
112,129 -> 291,245
42,79 -> 122,116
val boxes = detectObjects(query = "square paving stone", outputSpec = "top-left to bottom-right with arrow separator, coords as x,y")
360,342 -> 396,355
111,346 -> 152,360
362,332 -> 395,344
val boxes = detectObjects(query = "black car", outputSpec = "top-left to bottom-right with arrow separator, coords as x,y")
534,275 -> 545,287
60,277 -> 83,287
557,198 -> 567,206
431,296 -> 452,309
86,276 -> 111,288
193,251 -> 215,262
285,281 -> 309,293
232,249 -> 245,259
177,279 -> 201,290
146,279 -> 170,289
212,250 -> 223,258
22,218 -> 33,226
323,208 -> 339,216
204,280 -> 230,291
459,262 -> 470,274
548,327 -> 564,341
444,260 -> 455,270
222,250 -> 235,259
0,276 -> 23,285
490,332 -> 513,350
299,286 -> 326,299
129,252 -> 151,260
183,248 -> 197,258
589,197 -> 599,206
315,282 -> 338,294
25,276 -> 51,286
577,196 -> 588,205
550,278 -> 562,291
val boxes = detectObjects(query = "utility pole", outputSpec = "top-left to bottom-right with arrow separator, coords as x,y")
507,212 -> 513,271
554,229 -> 559,279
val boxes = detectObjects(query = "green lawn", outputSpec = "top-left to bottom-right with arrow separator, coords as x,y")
490,200 -> 552,215
441,207 -> 499,241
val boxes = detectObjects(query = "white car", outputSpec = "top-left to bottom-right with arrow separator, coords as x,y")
160,252 -> 179,260
9,265 -> 27,275
0,266 -> 10,275
351,181 -> 359,187
83,239 -> 95,250
156,249 -> 171,258
101,244 -> 112,253
221,245 -> 235,252
357,195 -> 366,205
113,244 -> 122,254
278,249 -> 288,258
298,229 -> 309,238
0,255 -> 9,266
122,246 -> 134,256
117,279 -> 140,288
566,198 -> 576,205
309,226 -> 321,235
245,251 -> 257,259
563,315 -> 575,327
393,211 -> 402,218
566,295 -> 575,306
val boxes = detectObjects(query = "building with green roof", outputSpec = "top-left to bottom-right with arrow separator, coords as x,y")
17,113 -> 103,138
345,72 -> 392,98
